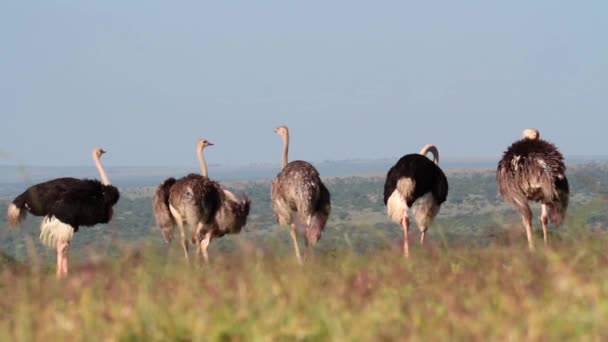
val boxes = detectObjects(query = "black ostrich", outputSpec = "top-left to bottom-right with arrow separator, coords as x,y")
384,144 -> 448,257
153,139 -> 250,263
497,128 -> 569,250
271,126 -> 331,264
7,148 -> 120,277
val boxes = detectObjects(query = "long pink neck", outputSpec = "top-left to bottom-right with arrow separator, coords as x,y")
198,146 -> 208,177
281,132 -> 290,169
419,144 -> 439,165
93,152 -> 111,185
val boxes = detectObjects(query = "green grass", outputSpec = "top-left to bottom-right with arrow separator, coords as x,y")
1,234 -> 607,341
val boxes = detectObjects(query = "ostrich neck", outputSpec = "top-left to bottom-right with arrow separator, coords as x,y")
419,144 -> 439,165
93,153 -> 111,185
198,148 -> 208,177
281,133 -> 290,169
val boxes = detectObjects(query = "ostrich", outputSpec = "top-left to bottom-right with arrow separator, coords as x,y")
192,139 -> 250,261
384,144 -> 448,258
497,128 -> 569,250
7,147 -> 120,277
271,126 -> 331,264
153,139 -> 250,262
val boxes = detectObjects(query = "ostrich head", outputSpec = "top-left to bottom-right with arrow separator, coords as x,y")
522,128 -> 540,140
92,147 -> 106,159
273,125 -> 289,137
197,139 -> 214,151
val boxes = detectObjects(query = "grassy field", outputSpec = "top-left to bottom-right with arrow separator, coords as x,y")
1,233 -> 607,341
1,164 -> 606,340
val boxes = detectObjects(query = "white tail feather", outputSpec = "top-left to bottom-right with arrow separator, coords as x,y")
387,190 -> 407,224
7,204 -> 25,227
39,216 -> 74,247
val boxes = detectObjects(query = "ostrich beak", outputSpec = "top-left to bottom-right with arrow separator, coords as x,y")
100,149 -> 106,154
207,142 -> 214,146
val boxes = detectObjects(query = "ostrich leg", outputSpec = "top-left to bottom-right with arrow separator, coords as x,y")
200,231 -> 212,263
401,212 -> 410,258
193,222 -> 203,259
290,224 -> 303,265
522,216 -> 535,251
169,207 -> 189,261
61,241 -> 70,277
540,204 -> 549,246
420,229 -> 427,245
517,202 -> 535,251
56,240 -> 70,278
55,242 -> 63,278
178,221 -> 189,261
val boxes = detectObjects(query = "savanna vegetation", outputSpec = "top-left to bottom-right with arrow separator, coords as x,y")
0,162 -> 606,340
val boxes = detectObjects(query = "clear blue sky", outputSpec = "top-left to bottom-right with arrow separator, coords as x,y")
1,1 -> 606,167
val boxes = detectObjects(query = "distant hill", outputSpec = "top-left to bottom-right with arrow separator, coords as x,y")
1,156 -> 607,196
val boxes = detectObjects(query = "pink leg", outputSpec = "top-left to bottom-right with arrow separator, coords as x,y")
56,240 -> 70,278
522,216 -> 535,251
56,243 -> 63,278
200,231 -> 212,264
401,213 -> 410,258
290,224 -> 303,265
193,222 -> 204,260
541,204 -> 549,246
62,244 -> 69,277
420,230 -> 426,245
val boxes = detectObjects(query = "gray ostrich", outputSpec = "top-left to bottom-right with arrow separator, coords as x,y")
384,144 -> 448,257
497,129 -> 569,250
270,126 -> 331,264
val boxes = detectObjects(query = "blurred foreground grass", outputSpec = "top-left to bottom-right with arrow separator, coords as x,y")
1,234 -> 607,341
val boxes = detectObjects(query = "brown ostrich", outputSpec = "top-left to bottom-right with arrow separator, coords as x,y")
153,140 -> 221,261
7,148 -> 120,277
497,128 -> 569,250
153,139 -> 250,262
384,144 -> 448,257
192,139 -> 250,261
271,126 -> 331,264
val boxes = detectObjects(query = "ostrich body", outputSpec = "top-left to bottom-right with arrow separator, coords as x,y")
384,144 -> 448,257
7,148 -> 120,277
271,126 -> 331,264
153,139 -> 250,262
497,129 -> 569,250
192,139 -> 250,261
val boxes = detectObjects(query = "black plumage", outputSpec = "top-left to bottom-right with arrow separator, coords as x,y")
383,145 -> 448,257
6,147 -> 119,277
384,154 -> 448,207
10,178 -> 119,231
497,129 -> 569,249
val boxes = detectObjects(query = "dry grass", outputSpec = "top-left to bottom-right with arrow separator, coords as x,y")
1,235 -> 607,341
